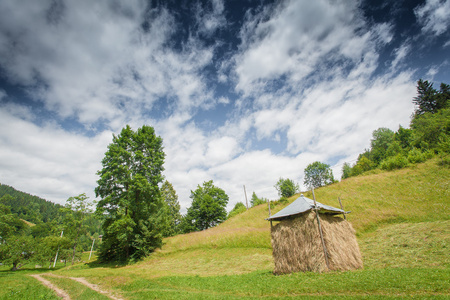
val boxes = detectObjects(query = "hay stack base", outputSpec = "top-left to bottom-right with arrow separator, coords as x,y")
271,212 -> 363,274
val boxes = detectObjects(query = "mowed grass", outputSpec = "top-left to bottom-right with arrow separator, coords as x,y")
304,159 -> 449,235
0,268 -> 60,300
42,275 -> 111,300
2,159 -> 449,298
361,220 -> 449,269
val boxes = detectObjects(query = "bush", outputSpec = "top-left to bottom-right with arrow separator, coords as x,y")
275,178 -> 299,198
278,196 -> 289,204
380,154 -> 409,171
407,148 -> 427,164
227,202 -> 247,219
250,192 -> 267,207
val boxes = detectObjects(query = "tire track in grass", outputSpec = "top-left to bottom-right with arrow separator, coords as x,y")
30,274 -> 71,300
30,273 -> 124,300
68,276 -> 123,300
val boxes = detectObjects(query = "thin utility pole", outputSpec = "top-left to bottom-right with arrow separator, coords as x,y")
89,238 -> 95,261
53,230 -> 64,268
243,185 -> 249,210
311,187 -> 330,270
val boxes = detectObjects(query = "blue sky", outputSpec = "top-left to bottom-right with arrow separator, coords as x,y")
0,0 -> 449,212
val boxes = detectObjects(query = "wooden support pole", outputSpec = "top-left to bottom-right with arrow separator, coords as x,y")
89,238 -> 95,261
243,185 -> 249,210
268,200 -> 273,229
338,197 -> 346,220
311,187 -> 330,271
53,230 -> 64,268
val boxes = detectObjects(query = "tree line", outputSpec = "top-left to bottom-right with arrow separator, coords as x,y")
0,191 -> 101,270
341,79 -> 449,179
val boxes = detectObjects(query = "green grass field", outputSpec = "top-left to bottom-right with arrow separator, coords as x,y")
1,159 -> 449,299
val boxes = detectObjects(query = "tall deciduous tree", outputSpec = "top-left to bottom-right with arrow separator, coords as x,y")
183,180 -> 229,232
60,193 -> 93,265
0,235 -> 36,271
341,162 -> 352,180
274,178 -> 299,198
160,180 -> 181,237
370,128 -> 395,165
304,161 -> 335,189
95,125 -> 166,262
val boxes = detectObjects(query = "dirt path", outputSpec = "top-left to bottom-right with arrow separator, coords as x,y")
30,273 -> 123,300
30,274 -> 71,300
69,276 -> 123,300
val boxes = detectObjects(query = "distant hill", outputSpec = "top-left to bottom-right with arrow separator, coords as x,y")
0,183 -> 63,224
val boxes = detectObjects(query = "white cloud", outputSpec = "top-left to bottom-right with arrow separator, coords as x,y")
415,0 -> 450,36
0,1 -> 219,130
195,0 -> 226,36
233,0 -> 392,96
0,109 -> 111,204
391,43 -> 411,70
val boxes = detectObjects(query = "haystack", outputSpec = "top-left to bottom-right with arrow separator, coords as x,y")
267,195 -> 363,274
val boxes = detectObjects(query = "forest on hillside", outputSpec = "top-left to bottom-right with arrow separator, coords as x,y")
341,79 -> 449,179
0,184 -> 101,270
0,184 -> 63,224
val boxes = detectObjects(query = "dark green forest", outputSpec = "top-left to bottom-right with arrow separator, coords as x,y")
0,184 -> 101,270
0,184 -> 63,224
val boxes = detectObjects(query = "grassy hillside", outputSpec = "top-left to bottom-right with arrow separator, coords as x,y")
145,158 -> 449,275
1,158 -> 449,299
303,159 -> 449,234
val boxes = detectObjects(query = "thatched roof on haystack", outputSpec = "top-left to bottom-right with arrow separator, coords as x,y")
268,195 -> 362,274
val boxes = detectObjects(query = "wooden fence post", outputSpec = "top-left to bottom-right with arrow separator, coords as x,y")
311,187 -> 330,271
338,197 -> 346,220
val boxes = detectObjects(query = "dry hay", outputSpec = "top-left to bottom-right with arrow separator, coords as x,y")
271,211 -> 363,274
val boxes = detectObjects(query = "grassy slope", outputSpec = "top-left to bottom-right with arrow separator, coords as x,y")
2,159 -> 449,299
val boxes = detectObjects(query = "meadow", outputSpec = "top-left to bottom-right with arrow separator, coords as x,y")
1,159 -> 449,299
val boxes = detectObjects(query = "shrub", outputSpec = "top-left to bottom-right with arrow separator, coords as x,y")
407,148 -> 428,164
380,154 -> 409,171
250,192 -> 267,207
227,202 -> 247,219
278,196 -> 289,204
